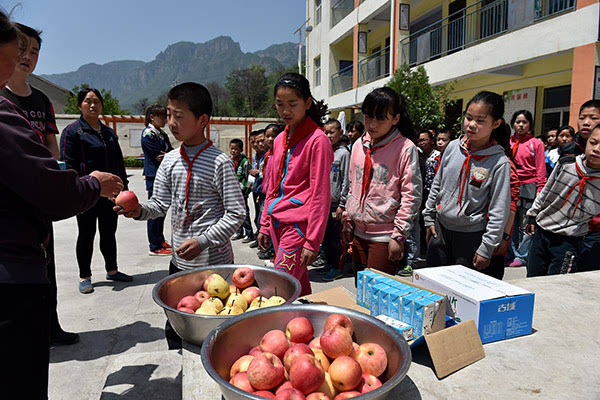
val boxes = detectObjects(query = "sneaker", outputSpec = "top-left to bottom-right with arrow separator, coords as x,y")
265,261 -> 275,268
249,240 -> 259,249
257,250 -> 272,260
242,236 -> 256,244
323,268 -> 343,281
398,265 -> 413,277
509,259 -> 525,267
149,248 -> 173,256
162,241 -> 172,249
78,279 -> 94,294
312,257 -> 326,267
51,330 -> 80,347
313,266 -> 332,275
106,271 -> 133,282
232,233 -> 245,241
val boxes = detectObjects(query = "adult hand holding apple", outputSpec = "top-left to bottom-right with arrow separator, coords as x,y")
90,171 -> 123,197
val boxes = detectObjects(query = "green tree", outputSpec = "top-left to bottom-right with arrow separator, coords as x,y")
64,84 -> 129,115
206,81 -> 230,117
386,64 -> 456,131
225,65 -> 269,117
133,97 -> 150,115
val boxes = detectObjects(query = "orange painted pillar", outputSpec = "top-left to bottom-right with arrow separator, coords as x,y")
577,0 -> 597,9
206,121 -> 211,140
392,0 -> 400,72
569,43 -> 597,127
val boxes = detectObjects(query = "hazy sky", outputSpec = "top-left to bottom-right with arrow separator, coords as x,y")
4,0 -> 307,75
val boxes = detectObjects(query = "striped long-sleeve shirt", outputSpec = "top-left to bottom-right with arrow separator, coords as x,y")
138,140 -> 246,269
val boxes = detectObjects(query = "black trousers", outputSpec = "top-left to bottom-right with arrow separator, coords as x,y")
426,220 -> 485,268
0,282 -> 51,399
75,197 -> 118,278
323,206 -> 343,270
46,223 -> 64,335
527,226 -> 582,277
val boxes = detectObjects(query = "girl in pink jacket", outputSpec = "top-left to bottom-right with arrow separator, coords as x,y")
258,73 -> 333,295
343,87 -> 422,279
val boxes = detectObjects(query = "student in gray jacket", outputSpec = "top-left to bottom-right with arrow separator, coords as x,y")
316,119 -> 351,281
424,91 -> 511,273
526,126 -> 600,276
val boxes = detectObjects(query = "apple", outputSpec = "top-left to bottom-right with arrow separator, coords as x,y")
276,388 -> 306,400
226,293 -> 248,312
254,390 -> 277,399
207,274 -> 230,299
260,330 -> 290,361
333,391 -> 361,399
289,354 -> 325,394
242,286 -> 262,304
195,306 -> 218,315
233,267 -> 255,289
356,373 -> 382,393
203,274 -> 219,291
221,305 -> 244,315
177,306 -> 195,314
249,346 -> 263,357
247,352 -> 285,390
286,317 -> 314,344
274,380 -> 294,395
229,284 -> 239,294
268,296 -> 286,306
311,348 -> 331,372
354,343 -> 388,377
306,393 -> 330,400
283,343 -> 314,372
308,337 -> 321,350
229,371 -> 255,393
320,326 -> 353,359
115,190 -> 139,212
251,296 -> 269,308
193,290 -> 209,305
176,295 -> 201,311
323,314 -> 353,337
200,297 -> 224,313
328,356 -> 362,392
316,372 -> 338,399
230,355 -> 255,378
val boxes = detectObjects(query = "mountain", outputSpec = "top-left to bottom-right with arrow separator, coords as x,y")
41,36 -> 299,110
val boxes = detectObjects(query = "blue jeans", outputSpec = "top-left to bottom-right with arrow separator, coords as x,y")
509,199 -> 533,263
237,195 -> 254,238
147,190 -> 166,251
580,230 -> 600,272
406,219 -> 420,268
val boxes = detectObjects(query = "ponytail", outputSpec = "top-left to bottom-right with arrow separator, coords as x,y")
274,73 -> 327,127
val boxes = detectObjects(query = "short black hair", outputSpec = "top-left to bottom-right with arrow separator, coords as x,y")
168,82 -> 212,119
145,104 -> 166,126
580,99 -> 600,114
437,129 -> 456,140
346,120 -> 364,134
265,123 -> 284,135
539,134 -> 548,144
557,125 -> 575,138
324,119 -> 342,130
230,138 -> 243,149
254,129 -> 265,137
77,88 -> 104,108
0,9 -> 18,45
15,23 -> 42,48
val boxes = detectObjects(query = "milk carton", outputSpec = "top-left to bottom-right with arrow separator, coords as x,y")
376,315 -> 414,341
400,290 -> 431,325
379,286 -> 401,317
357,271 -> 378,307
365,275 -> 388,309
370,283 -> 391,316
412,294 -> 445,338
389,286 -> 418,320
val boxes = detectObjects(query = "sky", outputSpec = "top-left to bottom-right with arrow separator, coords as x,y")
3,0 -> 307,75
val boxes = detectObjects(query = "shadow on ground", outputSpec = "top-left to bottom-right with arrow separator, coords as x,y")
92,270 -> 169,292
100,365 -> 182,400
50,321 -> 165,363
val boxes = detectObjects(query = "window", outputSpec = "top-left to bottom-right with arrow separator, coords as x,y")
541,85 -> 571,133
315,0 -> 322,25
314,56 -> 321,87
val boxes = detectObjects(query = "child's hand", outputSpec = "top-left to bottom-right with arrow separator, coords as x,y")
176,239 -> 202,260
113,204 -> 142,219
388,239 -> 404,262
472,253 -> 491,270
334,207 -> 343,220
525,224 -> 535,236
493,237 -> 510,256
300,248 -> 318,266
426,226 -> 437,244
257,233 -> 270,251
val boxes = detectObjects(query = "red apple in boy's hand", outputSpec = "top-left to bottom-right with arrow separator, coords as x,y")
115,190 -> 139,212
286,317 -> 314,344
176,295 -> 201,311
323,314 -> 353,337
233,267 -> 255,289
353,343 -> 388,377
356,373 -> 382,393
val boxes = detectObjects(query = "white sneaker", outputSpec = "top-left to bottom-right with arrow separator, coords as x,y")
265,261 -> 274,268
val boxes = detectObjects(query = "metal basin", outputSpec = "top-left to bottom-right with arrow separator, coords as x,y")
152,264 -> 301,346
201,304 -> 412,400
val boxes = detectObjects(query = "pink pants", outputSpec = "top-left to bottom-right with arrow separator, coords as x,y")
269,221 -> 312,296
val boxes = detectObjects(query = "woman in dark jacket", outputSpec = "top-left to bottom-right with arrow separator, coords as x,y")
60,88 -> 132,293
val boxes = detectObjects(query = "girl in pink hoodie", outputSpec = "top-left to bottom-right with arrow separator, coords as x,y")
342,87 -> 422,279
257,73 -> 333,295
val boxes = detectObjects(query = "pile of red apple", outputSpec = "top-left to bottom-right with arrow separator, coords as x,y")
227,313 -> 388,399
176,267 -> 287,315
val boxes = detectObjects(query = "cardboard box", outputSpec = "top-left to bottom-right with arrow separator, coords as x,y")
414,265 -> 535,344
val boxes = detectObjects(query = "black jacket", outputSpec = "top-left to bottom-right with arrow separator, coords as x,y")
60,117 -> 129,189
0,98 -> 101,284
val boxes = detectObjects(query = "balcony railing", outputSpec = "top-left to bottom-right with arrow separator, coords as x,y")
401,0 -> 576,67
331,64 -> 354,96
358,46 -> 391,86
331,0 -> 354,27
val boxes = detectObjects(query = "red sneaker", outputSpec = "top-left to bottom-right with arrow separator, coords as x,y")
149,248 -> 173,256
162,241 -> 172,249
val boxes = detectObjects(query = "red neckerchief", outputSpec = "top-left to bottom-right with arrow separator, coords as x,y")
179,141 -> 212,225
434,153 -> 442,173
561,161 -> 600,218
361,129 -> 396,202
270,117 -> 318,199
511,133 -> 533,156
262,149 -> 272,177
457,140 -> 491,211
232,155 -> 241,172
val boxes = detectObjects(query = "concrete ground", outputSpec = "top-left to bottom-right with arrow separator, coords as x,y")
49,169 -> 526,399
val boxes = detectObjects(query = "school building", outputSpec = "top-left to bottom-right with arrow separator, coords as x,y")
304,0 -> 599,133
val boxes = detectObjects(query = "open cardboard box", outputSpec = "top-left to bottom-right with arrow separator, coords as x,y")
299,269 -> 485,378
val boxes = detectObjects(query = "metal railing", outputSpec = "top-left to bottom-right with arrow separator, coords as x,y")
358,46 -> 391,86
330,64 -> 354,96
401,0 -> 576,67
331,0 -> 354,27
